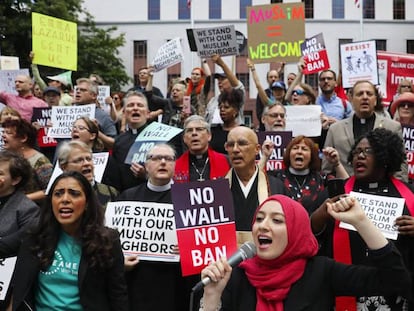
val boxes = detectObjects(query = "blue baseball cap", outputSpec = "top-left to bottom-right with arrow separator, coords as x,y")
271,81 -> 286,91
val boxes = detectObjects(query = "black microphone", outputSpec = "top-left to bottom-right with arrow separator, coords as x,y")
191,241 -> 256,292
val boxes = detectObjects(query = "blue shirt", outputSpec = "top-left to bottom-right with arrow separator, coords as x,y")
316,93 -> 353,120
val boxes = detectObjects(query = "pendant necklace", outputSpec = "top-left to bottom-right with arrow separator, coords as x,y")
293,176 -> 308,198
191,158 -> 209,181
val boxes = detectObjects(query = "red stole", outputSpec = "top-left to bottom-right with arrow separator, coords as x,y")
333,176 -> 414,311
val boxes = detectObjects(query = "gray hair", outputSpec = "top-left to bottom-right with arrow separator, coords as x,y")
76,78 -> 98,95
262,101 -> 286,118
123,91 -> 149,109
183,115 -> 211,133
58,140 -> 92,167
145,143 -> 176,162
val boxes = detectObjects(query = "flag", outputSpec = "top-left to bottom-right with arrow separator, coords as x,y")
354,0 -> 360,8
187,0 -> 191,9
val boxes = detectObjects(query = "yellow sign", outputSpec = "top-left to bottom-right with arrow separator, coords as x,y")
32,12 -> 77,71
247,3 -> 305,63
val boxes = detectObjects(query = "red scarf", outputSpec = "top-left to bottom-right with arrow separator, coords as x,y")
240,195 -> 318,311
334,176 -> 414,311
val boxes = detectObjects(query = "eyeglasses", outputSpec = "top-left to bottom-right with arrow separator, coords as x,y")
399,102 -> 414,109
113,96 -> 120,100
69,156 -> 93,164
146,154 -> 176,162
266,113 -> 285,119
319,77 -> 334,81
225,140 -> 251,149
351,147 -> 374,157
292,89 -> 307,96
72,125 -> 90,132
184,127 -> 207,134
401,85 -> 412,88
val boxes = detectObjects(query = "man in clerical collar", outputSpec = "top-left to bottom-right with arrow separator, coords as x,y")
322,80 -> 406,180
175,115 -> 230,182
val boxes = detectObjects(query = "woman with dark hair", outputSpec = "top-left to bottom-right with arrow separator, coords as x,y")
262,135 -> 348,214
312,128 -> 414,310
10,171 -> 128,311
2,118 -> 53,203
199,194 -> 410,311
210,88 -> 244,154
71,116 -> 105,152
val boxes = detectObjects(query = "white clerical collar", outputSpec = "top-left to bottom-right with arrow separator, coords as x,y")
289,167 -> 310,176
147,180 -> 172,192
235,166 -> 259,198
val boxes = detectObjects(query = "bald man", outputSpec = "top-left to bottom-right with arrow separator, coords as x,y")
0,74 -> 48,121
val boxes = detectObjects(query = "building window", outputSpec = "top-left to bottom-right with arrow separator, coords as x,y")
363,0 -> 375,19
148,0 -> 160,20
178,0 -> 191,20
133,41 -> 147,86
393,0 -> 405,20
407,40 -> 414,54
209,0 -> 221,19
375,40 -> 386,51
304,73 -> 319,93
240,0 -> 251,19
332,0 -> 344,19
304,0 -> 314,19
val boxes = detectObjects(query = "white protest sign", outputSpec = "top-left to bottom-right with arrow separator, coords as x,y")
105,201 -> 179,262
192,25 -> 238,57
0,69 -> 30,94
45,152 -> 109,194
285,105 -> 322,137
97,85 -> 110,113
152,38 -> 184,72
0,56 -> 20,70
0,257 -> 17,300
48,104 -> 95,138
340,191 -> 405,240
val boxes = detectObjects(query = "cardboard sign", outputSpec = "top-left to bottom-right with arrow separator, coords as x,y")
340,40 -> 378,88
0,56 -> 20,70
285,105 -> 322,137
171,179 -> 237,276
340,191 -> 404,240
301,33 -> 330,75
257,131 -> 292,171
0,257 -> 17,301
247,3 -> 305,63
48,104 -> 95,138
105,201 -> 179,262
32,12 -> 77,71
152,38 -> 184,72
0,69 -> 30,94
125,122 -> 183,165
189,25 -> 238,57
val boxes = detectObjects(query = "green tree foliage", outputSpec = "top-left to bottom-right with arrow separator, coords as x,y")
0,0 -> 130,90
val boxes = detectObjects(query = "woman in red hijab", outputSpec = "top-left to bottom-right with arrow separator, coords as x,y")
199,194 -> 410,311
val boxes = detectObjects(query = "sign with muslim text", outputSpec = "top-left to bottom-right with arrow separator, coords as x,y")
125,122 -> 183,165
32,13 -> 77,71
152,38 -> 184,72
247,3 -> 305,63
340,192 -> 404,240
301,33 -> 330,75
32,108 -> 58,147
340,40 -> 378,88
189,25 -> 238,57
47,104 -> 95,139
171,179 -> 237,276
0,257 -> 17,301
105,201 -> 179,262
402,125 -> 414,180
0,69 -> 30,94
285,105 -> 322,137
257,131 -> 292,171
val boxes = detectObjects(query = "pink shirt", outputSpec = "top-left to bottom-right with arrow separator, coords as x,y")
0,92 -> 48,121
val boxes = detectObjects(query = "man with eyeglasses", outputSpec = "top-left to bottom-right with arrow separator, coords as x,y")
261,102 -> 287,132
316,69 -> 353,124
224,126 -> 285,243
175,115 -> 230,182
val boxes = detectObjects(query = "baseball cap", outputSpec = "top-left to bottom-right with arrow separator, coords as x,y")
43,86 -> 61,96
214,72 -> 227,79
271,81 -> 286,91
46,71 -> 72,86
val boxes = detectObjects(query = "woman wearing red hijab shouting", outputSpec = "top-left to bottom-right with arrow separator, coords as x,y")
199,195 -> 410,311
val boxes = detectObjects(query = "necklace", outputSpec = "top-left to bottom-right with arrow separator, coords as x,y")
191,158 -> 209,181
292,176 -> 308,198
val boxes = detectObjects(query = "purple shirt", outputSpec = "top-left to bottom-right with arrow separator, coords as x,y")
0,92 -> 48,121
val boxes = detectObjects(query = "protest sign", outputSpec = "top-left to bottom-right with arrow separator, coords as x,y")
285,105 -> 322,137
171,179 -> 237,276
0,257 -> 17,301
32,12 -> 77,71
125,122 -> 183,165
152,38 -> 184,72
0,69 -> 30,94
340,191 -> 404,240
402,125 -> 414,180
105,201 -> 179,262
340,40 -> 378,88
247,2 -> 305,63
190,25 -> 238,57
32,107 -> 58,148
256,131 -> 292,171
377,51 -> 414,105
48,104 -> 95,139
97,85 -> 111,113
301,33 -> 330,75
0,56 -> 20,70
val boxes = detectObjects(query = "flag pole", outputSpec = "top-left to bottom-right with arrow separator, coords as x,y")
190,0 -> 194,68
